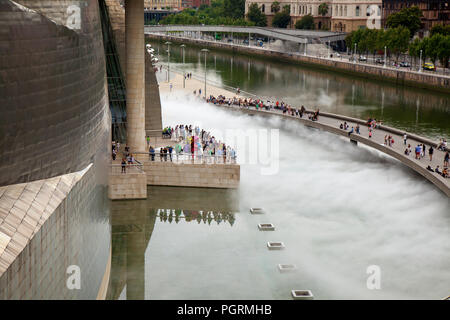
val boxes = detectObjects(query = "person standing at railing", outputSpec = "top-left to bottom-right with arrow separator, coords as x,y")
191,137 -> 195,160
121,158 -> 126,174
149,146 -> 155,161
168,146 -> 173,162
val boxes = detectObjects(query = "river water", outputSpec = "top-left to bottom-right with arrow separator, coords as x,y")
150,40 -> 450,140
106,42 -> 450,300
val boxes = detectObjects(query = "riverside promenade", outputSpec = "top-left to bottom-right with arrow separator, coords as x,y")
160,71 -> 450,197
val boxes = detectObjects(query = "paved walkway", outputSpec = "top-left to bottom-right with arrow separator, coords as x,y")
159,72 -> 450,197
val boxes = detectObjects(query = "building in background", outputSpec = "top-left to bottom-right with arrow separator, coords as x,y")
181,0 -> 210,9
331,0 -> 382,32
244,1 -> 383,31
382,0 -> 450,31
145,0 -> 182,10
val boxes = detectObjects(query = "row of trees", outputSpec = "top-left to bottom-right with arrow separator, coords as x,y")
345,26 -> 450,68
160,0 -> 250,26
248,1 -> 330,30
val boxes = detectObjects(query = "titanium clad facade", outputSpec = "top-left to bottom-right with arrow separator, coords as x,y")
0,0 -> 110,187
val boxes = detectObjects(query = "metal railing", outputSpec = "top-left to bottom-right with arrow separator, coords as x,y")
110,162 -> 145,175
135,152 -> 237,165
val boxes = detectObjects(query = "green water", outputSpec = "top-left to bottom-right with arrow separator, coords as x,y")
151,40 -> 450,140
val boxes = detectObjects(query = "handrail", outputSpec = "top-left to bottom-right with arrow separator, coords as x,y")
134,151 -> 237,165
110,163 -> 145,175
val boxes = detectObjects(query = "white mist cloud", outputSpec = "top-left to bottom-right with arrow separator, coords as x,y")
159,92 -> 450,299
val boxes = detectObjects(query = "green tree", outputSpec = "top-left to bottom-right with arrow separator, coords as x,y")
295,14 -> 314,30
272,6 -> 290,28
385,26 -> 411,61
223,0 -> 245,19
318,3 -> 329,16
271,1 -> 280,13
247,3 -> 267,27
282,5 -> 290,14
386,6 -> 422,37
430,24 -> 450,37
437,35 -> 450,70
408,37 -> 422,67
425,33 -> 445,65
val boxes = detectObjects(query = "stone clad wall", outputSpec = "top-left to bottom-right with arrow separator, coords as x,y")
143,161 -> 240,189
109,172 -> 147,200
145,52 -> 163,136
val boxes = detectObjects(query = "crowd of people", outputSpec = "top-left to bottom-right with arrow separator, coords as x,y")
111,141 -> 139,173
205,94 -> 321,120
148,124 -> 237,164
201,92 -> 449,180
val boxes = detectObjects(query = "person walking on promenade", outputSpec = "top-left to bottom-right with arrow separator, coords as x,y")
112,149 -> 117,161
423,145 -> 426,158
444,151 -> 449,167
429,146 -> 433,161
146,135 -> 150,147
356,124 -> 360,134
369,129 -> 372,139
159,147 -> 163,161
403,133 -> 407,145
121,158 -> 126,174
415,145 -> 421,159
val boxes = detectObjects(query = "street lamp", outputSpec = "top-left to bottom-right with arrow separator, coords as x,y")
354,43 -> 357,63
180,44 -> 186,64
201,48 -> 209,99
419,49 -> 423,73
180,44 -> 186,88
327,41 -> 330,58
165,41 -> 172,82
384,46 -> 387,68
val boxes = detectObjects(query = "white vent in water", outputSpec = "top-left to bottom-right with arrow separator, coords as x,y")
258,223 -> 275,231
267,242 -> 285,250
278,264 -> 297,273
291,290 -> 314,300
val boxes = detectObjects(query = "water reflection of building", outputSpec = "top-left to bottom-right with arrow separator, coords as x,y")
157,209 -> 236,226
107,186 -> 239,300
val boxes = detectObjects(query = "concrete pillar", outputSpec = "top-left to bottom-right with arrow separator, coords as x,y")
125,0 -> 146,152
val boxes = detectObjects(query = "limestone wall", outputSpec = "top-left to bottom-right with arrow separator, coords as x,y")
143,161 -> 240,189
109,172 -> 147,200
145,51 -> 163,136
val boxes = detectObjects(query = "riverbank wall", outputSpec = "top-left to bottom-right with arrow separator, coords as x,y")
147,34 -> 450,94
